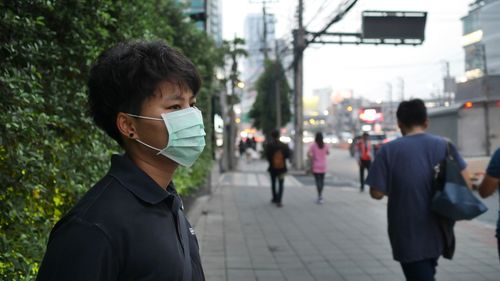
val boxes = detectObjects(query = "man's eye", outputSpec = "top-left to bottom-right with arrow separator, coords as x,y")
168,105 -> 181,110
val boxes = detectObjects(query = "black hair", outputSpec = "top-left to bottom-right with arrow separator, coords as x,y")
396,99 -> 427,128
87,40 -> 201,145
270,129 -> 280,140
315,132 -> 324,149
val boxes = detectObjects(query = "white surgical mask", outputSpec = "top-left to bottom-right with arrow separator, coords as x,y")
127,107 -> 206,167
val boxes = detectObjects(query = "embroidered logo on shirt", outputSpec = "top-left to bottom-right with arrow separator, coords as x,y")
189,227 -> 195,235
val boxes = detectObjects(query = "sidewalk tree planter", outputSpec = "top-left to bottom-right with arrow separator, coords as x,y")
0,1 -> 221,279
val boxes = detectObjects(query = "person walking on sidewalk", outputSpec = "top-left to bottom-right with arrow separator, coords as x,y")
265,129 -> 291,207
36,41 -> 206,281
308,132 -> 330,204
474,147 -> 500,261
366,99 -> 471,281
355,132 -> 372,192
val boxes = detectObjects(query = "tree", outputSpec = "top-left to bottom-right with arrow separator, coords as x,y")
249,59 -> 292,137
218,37 -> 247,170
0,1 -> 221,279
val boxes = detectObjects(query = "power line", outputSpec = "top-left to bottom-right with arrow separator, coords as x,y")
304,0 -> 333,28
305,0 -> 359,48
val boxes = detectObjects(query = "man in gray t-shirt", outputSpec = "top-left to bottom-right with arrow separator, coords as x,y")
366,99 -> 470,281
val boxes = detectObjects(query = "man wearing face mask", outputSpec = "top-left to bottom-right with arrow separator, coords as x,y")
36,41 -> 206,281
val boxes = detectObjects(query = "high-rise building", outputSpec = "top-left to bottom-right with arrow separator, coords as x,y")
313,88 -> 333,115
178,0 -> 223,46
206,0 -> 223,46
462,0 -> 500,77
456,0 -> 500,102
243,13 -> 276,83
237,13 -> 276,126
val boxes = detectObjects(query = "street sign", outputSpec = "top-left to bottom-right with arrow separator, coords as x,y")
362,11 -> 427,40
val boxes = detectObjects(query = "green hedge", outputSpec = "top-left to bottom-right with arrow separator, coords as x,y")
0,1 -> 220,279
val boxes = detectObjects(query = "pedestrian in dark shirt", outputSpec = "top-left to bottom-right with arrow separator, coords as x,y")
265,130 -> 290,207
238,139 -> 246,158
366,99 -> 471,281
36,41 -> 206,281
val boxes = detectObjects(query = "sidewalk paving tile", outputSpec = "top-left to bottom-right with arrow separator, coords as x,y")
192,160 -> 500,281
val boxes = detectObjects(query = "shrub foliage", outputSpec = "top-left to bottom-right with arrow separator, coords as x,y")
0,1 -> 220,279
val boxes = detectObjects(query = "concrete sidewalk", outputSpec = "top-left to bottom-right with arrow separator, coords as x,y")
189,159 -> 500,281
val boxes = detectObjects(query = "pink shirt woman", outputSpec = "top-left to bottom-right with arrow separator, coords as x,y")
308,132 -> 329,204
308,142 -> 329,173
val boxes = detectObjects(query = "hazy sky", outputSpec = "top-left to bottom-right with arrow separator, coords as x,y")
222,0 -> 472,102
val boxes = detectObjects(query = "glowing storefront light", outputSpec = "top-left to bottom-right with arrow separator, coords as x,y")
359,108 -> 383,123
465,68 -> 484,80
462,30 -> 483,46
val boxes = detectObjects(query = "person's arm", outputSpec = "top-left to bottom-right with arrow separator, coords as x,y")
353,142 -> 360,164
449,142 -> 472,189
461,168 -> 473,189
366,146 -> 388,200
36,219 -> 119,281
478,174 -> 499,198
284,143 -> 291,159
477,148 -> 500,197
264,144 -> 272,162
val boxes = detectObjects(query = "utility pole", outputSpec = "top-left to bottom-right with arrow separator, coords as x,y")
442,61 -> 455,105
229,73 -> 237,170
262,3 -> 269,60
251,0 -> 275,60
387,82 -> 394,129
293,0 -> 304,170
482,46 -> 491,156
398,77 -> 405,101
275,41 -> 281,129
219,78 -> 229,172
222,36 -> 248,171
445,61 -> 450,103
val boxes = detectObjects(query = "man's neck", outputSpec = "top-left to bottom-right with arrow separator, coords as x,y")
404,126 -> 426,136
129,151 -> 177,190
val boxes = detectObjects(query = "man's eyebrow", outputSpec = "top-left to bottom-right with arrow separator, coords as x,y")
163,93 -> 195,101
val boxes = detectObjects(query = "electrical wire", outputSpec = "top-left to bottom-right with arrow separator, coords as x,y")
304,0 -> 334,29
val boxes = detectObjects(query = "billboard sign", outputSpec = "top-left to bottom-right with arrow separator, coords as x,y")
362,11 -> 427,40
359,107 -> 384,124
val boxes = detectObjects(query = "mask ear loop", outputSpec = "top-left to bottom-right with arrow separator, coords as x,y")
126,113 -> 163,121
126,113 -> 165,155
134,139 -> 163,155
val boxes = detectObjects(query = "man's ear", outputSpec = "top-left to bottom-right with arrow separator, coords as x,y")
397,121 -> 406,136
116,112 -> 137,140
423,118 -> 429,130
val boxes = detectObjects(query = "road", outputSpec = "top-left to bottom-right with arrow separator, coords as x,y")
297,147 -> 498,228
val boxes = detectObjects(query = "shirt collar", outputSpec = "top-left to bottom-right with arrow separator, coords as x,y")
108,154 -> 176,205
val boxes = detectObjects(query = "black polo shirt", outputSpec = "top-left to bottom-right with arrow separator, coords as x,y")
36,154 -> 205,281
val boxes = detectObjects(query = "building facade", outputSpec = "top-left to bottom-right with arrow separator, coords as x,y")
457,0 -> 500,102
243,13 -> 276,84
179,0 -> 223,46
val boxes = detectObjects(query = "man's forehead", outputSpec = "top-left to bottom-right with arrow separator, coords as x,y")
155,81 -> 194,100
